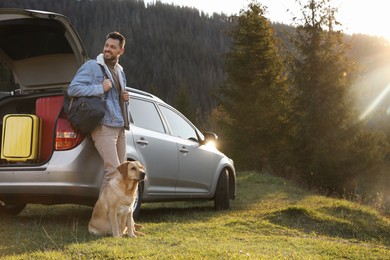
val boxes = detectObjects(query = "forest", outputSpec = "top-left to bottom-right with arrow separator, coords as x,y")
1,0 -> 388,119
0,0 -> 232,117
1,0 -> 390,211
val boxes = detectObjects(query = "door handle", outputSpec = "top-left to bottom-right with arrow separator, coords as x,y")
136,138 -> 149,146
180,147 -> 188,154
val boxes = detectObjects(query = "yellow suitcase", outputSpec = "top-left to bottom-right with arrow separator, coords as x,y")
1,114 -> 42,162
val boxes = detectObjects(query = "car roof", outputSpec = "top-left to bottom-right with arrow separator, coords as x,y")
127,87 -> 164,103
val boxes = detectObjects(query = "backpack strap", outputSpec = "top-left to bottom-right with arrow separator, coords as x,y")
98,63 -> 109,101
98,64 -> 109,79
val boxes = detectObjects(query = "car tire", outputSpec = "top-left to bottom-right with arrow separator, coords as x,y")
214,169 -> 230,210
133,183 -> 143,218
0,201 -> 26,215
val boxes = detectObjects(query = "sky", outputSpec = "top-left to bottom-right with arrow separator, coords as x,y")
145,0 -> 390,40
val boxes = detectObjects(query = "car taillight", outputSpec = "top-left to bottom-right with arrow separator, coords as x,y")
55,118 -> 84,150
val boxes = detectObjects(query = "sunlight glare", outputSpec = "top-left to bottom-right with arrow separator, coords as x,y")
360,83 -> 390,120
205,140 -> 217,149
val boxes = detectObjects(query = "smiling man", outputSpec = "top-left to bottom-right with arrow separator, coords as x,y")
68,32 -> 130,195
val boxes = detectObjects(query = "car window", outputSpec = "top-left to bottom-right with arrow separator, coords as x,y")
159,105 -> 198,141
129,98 -> 165,133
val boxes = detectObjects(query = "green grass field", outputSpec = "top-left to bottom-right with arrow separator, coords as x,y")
1,172 -> 389,259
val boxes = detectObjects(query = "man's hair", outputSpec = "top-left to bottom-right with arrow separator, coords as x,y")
106,31 -> 125,48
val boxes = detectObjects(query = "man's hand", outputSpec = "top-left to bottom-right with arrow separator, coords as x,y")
103,79 -> 112,92
122,91 -> 129,102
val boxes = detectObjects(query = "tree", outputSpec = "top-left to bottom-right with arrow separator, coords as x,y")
290,0 -> 389,193
0,0 -> 231,117
219,1 -> 292,171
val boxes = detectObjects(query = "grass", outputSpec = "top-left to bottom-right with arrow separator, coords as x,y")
1,172 -> 389,259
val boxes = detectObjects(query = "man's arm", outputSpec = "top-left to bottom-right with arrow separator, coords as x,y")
68,61 -> 106,97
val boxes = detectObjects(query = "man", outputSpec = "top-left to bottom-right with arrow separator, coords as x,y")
68,32 -> 130,194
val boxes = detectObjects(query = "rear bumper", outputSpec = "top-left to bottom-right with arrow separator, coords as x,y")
0,139 -> 103,205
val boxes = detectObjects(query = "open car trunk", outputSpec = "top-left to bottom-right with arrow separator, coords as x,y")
0,9 -> 88,166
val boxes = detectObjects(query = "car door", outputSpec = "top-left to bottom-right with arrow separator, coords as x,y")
158,105 -> 219,196
129,98 -> 179,197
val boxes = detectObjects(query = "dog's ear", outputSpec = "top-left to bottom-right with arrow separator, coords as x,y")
117,161 -> 130,178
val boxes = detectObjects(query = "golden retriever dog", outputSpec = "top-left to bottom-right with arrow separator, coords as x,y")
88,161 -> 146,237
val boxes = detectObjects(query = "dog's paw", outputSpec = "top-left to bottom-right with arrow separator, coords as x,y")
126,233 -> 137,238
123,229 -> 144,238
89,231 -> 100,236
134,230 -> 145,237
88,226 -> 102,236
134,223 -> 144,230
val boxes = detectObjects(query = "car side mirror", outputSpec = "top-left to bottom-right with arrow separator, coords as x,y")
202,132 -> 218,145
204,132 -> 218,141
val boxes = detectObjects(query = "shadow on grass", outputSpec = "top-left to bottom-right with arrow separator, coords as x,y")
0,205 -> 94,256
137,202 -> 218,223
0,202 -> 222,257
266,205 -> 390,245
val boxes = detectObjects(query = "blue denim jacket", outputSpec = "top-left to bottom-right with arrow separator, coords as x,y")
68,54 -> 129,129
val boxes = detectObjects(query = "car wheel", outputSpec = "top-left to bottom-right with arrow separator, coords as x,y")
214,169 -> 230,210
0,201 -> 26,215
132,183 -> 143,218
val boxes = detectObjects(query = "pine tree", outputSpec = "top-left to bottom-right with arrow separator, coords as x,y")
219,2 -> 292,171
290,0 -> 389,192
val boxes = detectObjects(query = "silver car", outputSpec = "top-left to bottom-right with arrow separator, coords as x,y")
0,9 -> 236,216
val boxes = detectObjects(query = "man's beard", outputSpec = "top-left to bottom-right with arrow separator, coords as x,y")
104,52 -> 115,60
